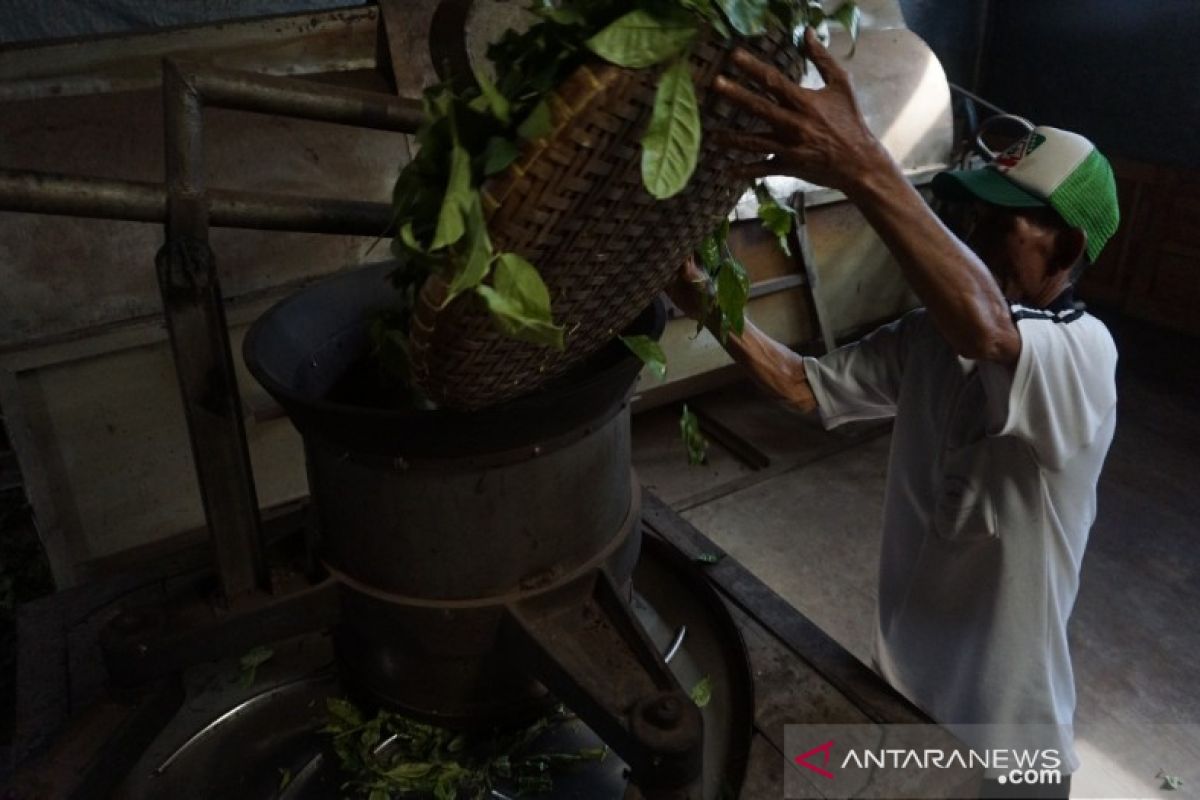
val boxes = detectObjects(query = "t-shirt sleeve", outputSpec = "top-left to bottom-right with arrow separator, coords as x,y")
803,310 -> 922,429
977,312 -> 1118,470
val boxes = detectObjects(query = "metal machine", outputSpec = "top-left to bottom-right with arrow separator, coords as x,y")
1,3 -> 953,797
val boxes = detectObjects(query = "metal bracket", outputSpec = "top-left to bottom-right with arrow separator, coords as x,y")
503,567 -> 703,795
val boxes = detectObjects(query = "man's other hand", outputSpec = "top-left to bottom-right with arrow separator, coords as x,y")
664,256 -> 711,322
711,27 -> 891,194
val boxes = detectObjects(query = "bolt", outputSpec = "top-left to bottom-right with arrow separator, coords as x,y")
645,694 -> 683,728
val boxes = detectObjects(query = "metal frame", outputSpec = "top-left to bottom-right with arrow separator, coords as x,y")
2,48 -> 708,798
0,61 -> 423,601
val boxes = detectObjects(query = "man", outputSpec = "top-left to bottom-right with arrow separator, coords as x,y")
670,28 -> 1120,799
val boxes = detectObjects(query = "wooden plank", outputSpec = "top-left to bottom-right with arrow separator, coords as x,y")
1084,156 -> 1200,337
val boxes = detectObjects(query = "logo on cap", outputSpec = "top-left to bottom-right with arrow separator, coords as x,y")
995,133 -> 1047,172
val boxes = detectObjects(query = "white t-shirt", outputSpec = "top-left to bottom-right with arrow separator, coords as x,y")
803,299 -> 1118,773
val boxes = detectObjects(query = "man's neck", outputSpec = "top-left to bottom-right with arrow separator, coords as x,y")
1015,276 -> 1074,310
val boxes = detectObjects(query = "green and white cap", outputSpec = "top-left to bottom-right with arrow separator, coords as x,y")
932,125 -> 1120,263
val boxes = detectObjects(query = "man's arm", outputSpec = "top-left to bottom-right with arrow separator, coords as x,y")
667,260 -> 816,413
711,28 -> 1021,366
716,318 -> 818,414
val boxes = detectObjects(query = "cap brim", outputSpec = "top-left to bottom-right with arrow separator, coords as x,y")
932,168 -> 1048,208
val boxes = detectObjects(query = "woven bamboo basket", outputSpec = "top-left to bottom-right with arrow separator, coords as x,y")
409,27 -> 806,410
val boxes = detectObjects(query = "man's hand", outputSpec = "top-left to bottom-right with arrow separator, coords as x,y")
664,256 -> 712,322
709,27 -> 1019,365
711,27 -> 891,195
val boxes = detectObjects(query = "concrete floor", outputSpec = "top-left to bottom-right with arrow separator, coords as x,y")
633,312 -> 1200,799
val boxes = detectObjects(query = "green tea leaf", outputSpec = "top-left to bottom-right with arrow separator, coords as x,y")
830,2 -> 861,56
472,65 -> 510,124
679,0 -> 731,38
360,716 -> 382,750
697,232 -> 722,274
326,697 -> 365,730
399,221 -> 425,253
585,9 -> 698,68
715,0 -> 771,36
482,136 -> 520,176
278,767 -> 293,790
434,776 -> 458,800
422,84 -> 454,120
755,183 -> 798,255
237,645 -> 274,688
517,98 -> 554,140
642,56 -> 701,199
715,251 -> 750,338
532,4 -> 586,26
690,676 -> 713,707
578,746 -> 608,761
620,335 -> 667,381
1158,771 -> 1185,791
494,252 -> 551,316
767,0 -> 806,32
443,194 -> 494,304
431,143 -> 472,250
680,404 -> 708,465
385,762 -> 435,780
476,252 -> 564,349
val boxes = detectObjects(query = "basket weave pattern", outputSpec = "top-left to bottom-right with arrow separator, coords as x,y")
409,29 -> 805,410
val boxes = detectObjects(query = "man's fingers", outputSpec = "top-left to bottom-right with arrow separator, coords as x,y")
728,48 -> 810,110
712,76 -> 797,132
730,147 -> 825,181
709,129 -> 790,155
681,255 -> 706,283
803,26 -> 849,88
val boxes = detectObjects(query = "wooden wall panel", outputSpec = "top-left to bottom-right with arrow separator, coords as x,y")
1080,157 -> 1200,335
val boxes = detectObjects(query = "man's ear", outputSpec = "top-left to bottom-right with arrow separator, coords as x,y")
1053,227 -> 1088,275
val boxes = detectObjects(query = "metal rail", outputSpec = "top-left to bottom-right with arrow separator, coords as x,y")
0,170 -> 393,235
160,60 -> 421,600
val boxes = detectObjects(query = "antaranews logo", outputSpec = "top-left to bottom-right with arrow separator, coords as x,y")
793,740 -> 836,780
785,724 -> 1070,799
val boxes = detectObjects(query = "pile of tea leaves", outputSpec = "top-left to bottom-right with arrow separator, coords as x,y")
322,698 -> 607,799
376,0 -> 858,462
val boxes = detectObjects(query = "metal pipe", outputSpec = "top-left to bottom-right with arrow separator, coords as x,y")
164,60 -> 205,199
0,169 -> 393,235
212,188 -> 392,236
159,59 -> 268,601
948,82 -> 1011,118
184,62 -> 424,133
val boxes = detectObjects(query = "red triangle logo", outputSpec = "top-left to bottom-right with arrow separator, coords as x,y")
794,739 -> 836,779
